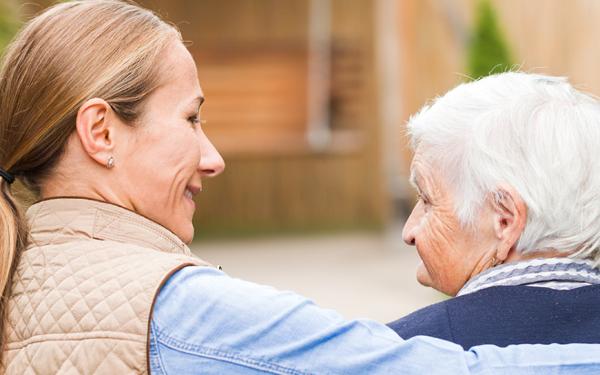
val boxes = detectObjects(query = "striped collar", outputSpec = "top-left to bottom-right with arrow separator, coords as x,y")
457,257 -> 600,297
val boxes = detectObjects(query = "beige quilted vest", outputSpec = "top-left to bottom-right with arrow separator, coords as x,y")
2,197 -> 210,374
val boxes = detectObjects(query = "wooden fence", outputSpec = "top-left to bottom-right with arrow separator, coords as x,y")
12,0 -> 600,237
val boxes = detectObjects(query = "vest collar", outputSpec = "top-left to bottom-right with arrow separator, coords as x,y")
26,197 -> 193,256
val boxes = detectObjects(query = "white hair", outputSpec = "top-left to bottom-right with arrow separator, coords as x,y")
408,72 -> 600,264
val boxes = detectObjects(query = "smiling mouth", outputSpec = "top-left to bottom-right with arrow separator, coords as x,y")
185,185 -> 202,200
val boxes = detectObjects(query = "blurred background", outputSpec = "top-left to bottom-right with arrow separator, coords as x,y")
2,0 -> 600,322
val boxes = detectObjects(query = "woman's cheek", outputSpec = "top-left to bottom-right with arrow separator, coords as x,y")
414,221 -> 438,287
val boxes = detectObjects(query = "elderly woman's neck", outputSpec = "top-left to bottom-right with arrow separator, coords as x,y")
464,248 -> 572,293
503,248 -> 572,265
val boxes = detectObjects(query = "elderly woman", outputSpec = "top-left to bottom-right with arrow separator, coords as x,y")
0,1 -> 599,374
389,72 -> 600,349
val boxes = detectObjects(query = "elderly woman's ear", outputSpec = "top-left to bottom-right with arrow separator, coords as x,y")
489,185 -> 527,263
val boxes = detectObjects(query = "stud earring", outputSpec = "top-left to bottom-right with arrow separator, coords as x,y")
106,156 -> 115,169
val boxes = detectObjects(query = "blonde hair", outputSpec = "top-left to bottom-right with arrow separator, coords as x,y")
0,0 -> 181,351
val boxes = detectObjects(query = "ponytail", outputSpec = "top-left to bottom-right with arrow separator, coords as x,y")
0,179 -> 27,352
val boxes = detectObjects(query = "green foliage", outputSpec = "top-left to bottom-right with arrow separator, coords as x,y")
467,0 -> 513,79
0,1 -> 20,54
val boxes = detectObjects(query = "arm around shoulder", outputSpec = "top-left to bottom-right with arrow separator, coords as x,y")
149,266 -> 469,374
149,266 -> 600,375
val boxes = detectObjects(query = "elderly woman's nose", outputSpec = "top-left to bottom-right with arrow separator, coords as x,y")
198,135 -> 225,177
402,216 -> 417,246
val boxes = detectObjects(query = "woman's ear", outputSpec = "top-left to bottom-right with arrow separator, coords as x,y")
75,98 -> 116,167
490,184 -> 527,262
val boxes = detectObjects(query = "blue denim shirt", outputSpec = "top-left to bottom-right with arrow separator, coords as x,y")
149,266 -> 600,374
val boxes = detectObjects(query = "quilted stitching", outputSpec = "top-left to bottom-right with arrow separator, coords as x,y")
3,198 -> 208,374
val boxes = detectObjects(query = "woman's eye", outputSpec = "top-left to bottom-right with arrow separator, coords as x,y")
187,115 -> 203,127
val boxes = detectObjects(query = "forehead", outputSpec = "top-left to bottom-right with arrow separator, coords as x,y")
154,41 -> 203,100
164,42 -> 199,81
409,147 -> 441,191
409,149 -> 427,185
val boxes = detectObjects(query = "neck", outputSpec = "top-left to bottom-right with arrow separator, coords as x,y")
465,247 -> 571,292
504,248 -> 572,264
40,183 -> 132,211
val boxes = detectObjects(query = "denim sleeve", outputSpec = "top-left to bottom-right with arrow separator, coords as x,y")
149,266 -> 600,375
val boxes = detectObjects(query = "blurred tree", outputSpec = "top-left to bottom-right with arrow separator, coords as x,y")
467,0 -> 513,79
0,0 -> 20,54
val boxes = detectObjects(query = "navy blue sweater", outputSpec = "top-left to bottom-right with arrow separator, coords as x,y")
388,285 -> 600,349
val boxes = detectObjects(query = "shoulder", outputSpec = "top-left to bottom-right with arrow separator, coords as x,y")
387,287 -> 525,344
388,298 -> 454,342
20,238 -> 200,297
390,285 -> 600,349
50,238 -> 200,266
387,287 -> 543,344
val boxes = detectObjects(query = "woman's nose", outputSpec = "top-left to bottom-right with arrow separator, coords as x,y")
402,210 -> 418,246
198,134 -> 225,177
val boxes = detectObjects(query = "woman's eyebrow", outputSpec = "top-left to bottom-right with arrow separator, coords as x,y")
191,96 -> 205,108
409,171 -> 421,191
409,171 -> 430,199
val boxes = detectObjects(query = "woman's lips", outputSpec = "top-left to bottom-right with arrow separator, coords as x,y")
184,185 -> 202,208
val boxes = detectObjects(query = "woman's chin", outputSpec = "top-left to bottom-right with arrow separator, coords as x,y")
416,261 -> 434,288
180,223 -> 195,244
167,217 -> 195,244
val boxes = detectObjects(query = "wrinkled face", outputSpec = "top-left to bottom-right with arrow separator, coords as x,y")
402,149 -> 496,296
118,41 -> 224,244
